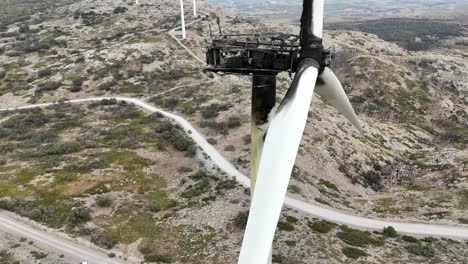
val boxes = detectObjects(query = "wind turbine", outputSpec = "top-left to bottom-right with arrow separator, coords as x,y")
192,0 -> 197,17
206,0 -> 363,263
179,0 -> 187,40
136,0 -> 139,5
240,1 -> 363,263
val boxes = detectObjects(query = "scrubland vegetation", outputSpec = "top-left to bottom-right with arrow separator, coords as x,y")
327,18 -> 465,51
0,102 -> 245,262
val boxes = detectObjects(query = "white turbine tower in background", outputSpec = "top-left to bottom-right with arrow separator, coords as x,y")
135,0 -> 139,5
193,0 -> 197,17
179,0 -> 187,40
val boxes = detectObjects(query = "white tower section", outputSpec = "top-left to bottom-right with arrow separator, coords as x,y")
193,0 -> 197,17
180,0 -> 186,40
136,0 -> 139,5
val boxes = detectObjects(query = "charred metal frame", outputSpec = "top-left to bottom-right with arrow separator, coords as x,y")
205,1 -> 333,76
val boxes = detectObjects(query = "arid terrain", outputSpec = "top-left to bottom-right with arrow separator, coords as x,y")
0,0 -> 467,263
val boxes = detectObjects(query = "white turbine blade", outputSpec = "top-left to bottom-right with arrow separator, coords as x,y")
180,0 -> 186,39
316,67 -> 363,133
238,60 -> 319,264
313,0 -> 324,38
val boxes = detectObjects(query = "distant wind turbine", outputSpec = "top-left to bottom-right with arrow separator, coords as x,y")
193,0 -> 197,17
179,0 -> 187,40
136,0 -> 139,5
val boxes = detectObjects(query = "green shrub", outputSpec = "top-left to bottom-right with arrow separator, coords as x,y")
402,235 -> 420,243
96,196 -> 113,207
91,233 -> 118,249
227,116 -> 241,128
201,103 -> 231,119
0,199 -> 14,211
148,202 -> 161,212
69,208 -> 91,225
155,121 -> 196,156
337,226 -> 384,247
421,237 -> 438,243
342,246 -> 367,259
285,240 -> 296,246
113,6 -> 128,14
319,179 -> 339,192
277,221 -> 295,232
308,220 -> 336,234
37,81 -> 61,92
216,179 -> 237,190
181,178 -> 211,199
405,244 -> 435,258
224,145 -> 235,151
383,226 -> 398,237
30,251 -> 48,260
285,215 -> 299,224
233,211 -> 249,229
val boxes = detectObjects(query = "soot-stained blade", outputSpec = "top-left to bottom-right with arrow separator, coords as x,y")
238,59 -> 319,264
316,67 -> 363,133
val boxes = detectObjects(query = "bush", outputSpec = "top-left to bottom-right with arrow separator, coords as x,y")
155,121 -> 196,156
91,233 -> 118,249
113,6 -> 128,14
37,81 -> 61,92
277,221 -> 295,232
285,215 -> 299,224
337,226 -> 384,247
97,81 -> 116,91
405,244 -> 435,258
224,145 -> 235,151
96,196 -> 112,207
99,98 -> 118,105
31,251 -> 48,260
201,103 -> 231,119
216,179 -> 236,190
29,206 -> 56,223
342,246 -> 368,259
69,208 -> 91,225
227,116 -> 241,128
319,179 -> 339,192
148,202 -> 161,212
233,211 -> 249,229
383,226 -> 398,237
0,199 -> 14,211
70,85 -> 82,93
308,220 -> 336,234
402,235 -> 420,243
37,68 -> 53,78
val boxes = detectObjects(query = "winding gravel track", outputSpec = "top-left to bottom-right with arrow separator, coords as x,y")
2,97 -> 468,242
